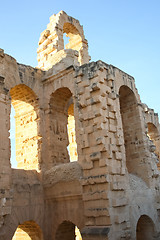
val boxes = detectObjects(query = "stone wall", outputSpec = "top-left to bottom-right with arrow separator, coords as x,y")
0,10 -> 160,240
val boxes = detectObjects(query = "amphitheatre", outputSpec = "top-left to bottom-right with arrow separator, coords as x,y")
0,10 -> 160,240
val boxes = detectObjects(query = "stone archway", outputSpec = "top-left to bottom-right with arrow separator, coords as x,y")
119,85 -> 153,185
136,215 -> 155,240
147,122 -> 160,162
48,87 -> 78,168
119,86 -> 143,175
12,221 -> 43,240
37,10 -> 90,70
55,221 -> 82,240
10,84 -> 40,170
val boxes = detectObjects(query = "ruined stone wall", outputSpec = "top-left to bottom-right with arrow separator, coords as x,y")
0,51 -> 45,240
0,10 -> 160,240
0,51 -> 17,236
37,11 -> 90,70
0,169 -> 44,240
43,162 -> 84,239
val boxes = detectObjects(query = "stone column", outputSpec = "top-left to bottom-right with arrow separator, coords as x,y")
0,76 -> 12,236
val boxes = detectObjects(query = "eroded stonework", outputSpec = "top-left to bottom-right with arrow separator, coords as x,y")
0,10 -> 160,240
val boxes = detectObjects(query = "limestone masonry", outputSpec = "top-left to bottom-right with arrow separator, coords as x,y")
0,10 -> 160,240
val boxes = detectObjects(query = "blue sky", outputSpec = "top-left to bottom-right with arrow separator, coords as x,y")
1,0 -> 160,166
1,0 -> 160,114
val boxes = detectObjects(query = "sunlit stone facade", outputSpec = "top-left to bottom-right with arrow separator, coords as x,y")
0,10 -> 160,240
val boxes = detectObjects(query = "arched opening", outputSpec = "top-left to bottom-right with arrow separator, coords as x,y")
12,221 -> 43,240
136,215 -> 155,240
55,221 -> 82,240
49,87 -> 77,166
37,11 -> 90,70
63,22 -> 82,63
147,122 -> 160,161
10,84 -> 40,170
119,86 -> 144,176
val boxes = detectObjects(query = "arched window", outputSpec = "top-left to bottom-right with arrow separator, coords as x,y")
55,221 -> 82,240
136,215 -> 155,240
119,86 -> 144,176
10,84 -> 40,170
12,221 -> 43,240
49,87 -> 77,166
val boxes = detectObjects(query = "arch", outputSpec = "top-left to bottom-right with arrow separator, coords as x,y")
10,84 -> 41,170
55,221 -> 82,240
62,22 -> 83,63
49,87 -> 78,167
37,11 -> 90,70
136,215 -> 155,240
12,221 -> 43,240
147,122 -> 159,139
147,122 -> 160,161
119,85 -> 145,177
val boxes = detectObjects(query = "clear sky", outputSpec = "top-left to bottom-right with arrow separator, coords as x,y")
1,0 -> 160,167
1,0 -> 160,115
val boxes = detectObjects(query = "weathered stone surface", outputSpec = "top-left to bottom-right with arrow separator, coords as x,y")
0,10 -> 160,240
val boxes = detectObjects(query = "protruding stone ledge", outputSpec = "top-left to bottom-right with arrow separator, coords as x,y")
43,162 -> 83,186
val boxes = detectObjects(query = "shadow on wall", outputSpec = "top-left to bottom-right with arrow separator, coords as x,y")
119,85 -> 149,183
49,87 -> 78,167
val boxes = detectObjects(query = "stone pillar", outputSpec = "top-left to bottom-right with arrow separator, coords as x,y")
75,62 -> 112,230
75,62 -> 131,239
0,76 -> 12,235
